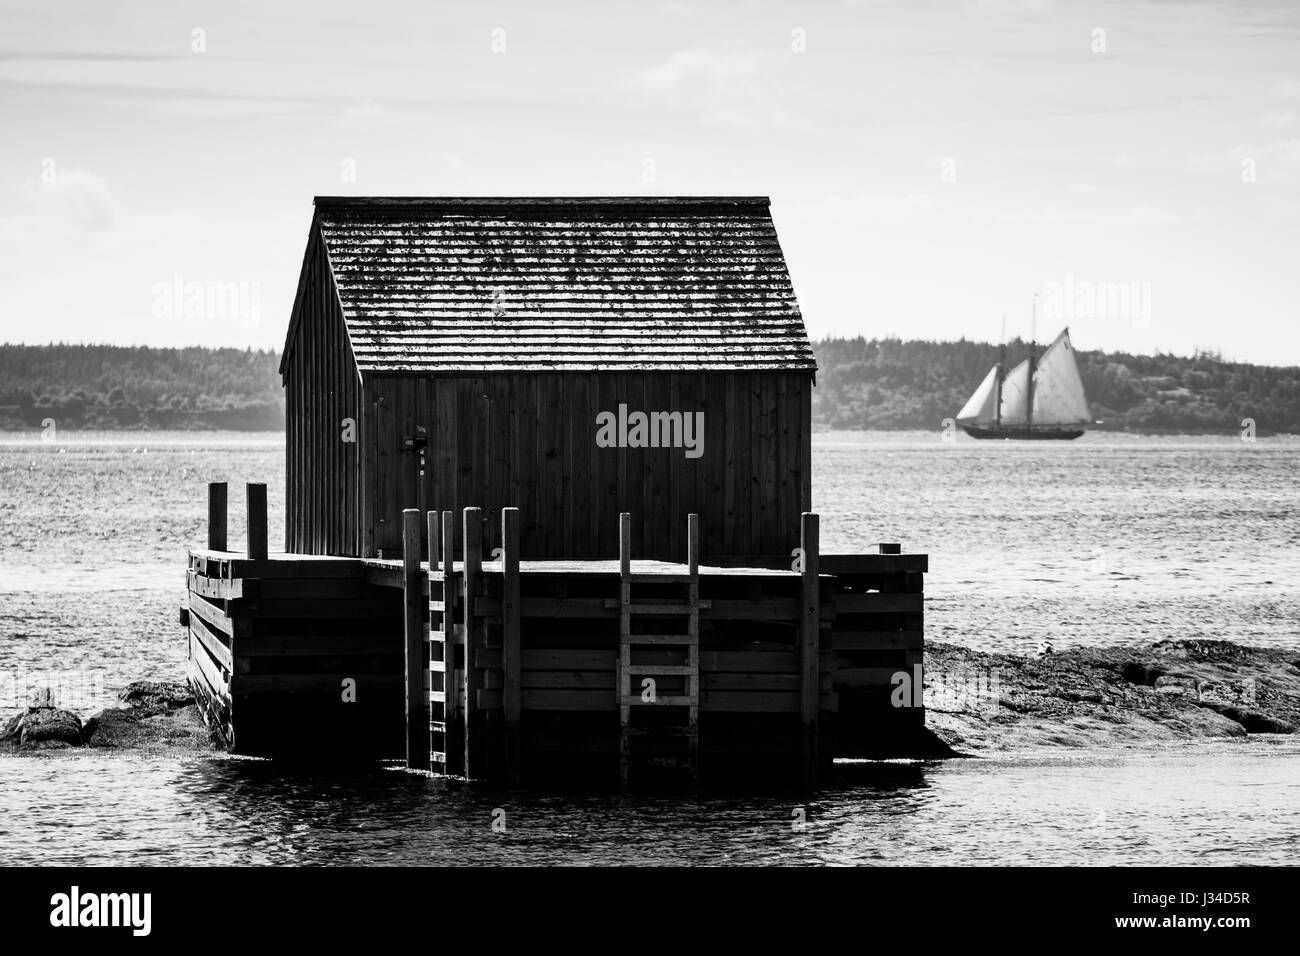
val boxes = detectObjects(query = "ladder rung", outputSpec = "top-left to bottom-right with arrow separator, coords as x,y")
620,634 -> 695,645
621,695 -> 698,707
624,573 -> 697,584
430,751 -> 447,764
429,721 -> 446,733
625,665 -> 696,675
428,690 -> 446,703
429,660 -> 445,672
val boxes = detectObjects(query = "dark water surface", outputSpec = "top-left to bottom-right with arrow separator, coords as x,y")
1,431 -> 1297,865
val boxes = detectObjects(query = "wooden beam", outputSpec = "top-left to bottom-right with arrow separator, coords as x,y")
800,512 -> 820,786
402,508 -> 427,770
618,512 -> 632,575
208,482 -> 227,552
246,483 -> 268,560
462,506 -> 482,779
501,506 -> 521,784
687,512 -> 699,576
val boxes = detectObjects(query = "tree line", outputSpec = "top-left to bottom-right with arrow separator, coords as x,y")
1,340 -> 1296,435
813,337 -> 1300,435
0,344 -> 283,430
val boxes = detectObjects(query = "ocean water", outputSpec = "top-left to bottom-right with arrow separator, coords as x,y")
1,430 -> 1297,866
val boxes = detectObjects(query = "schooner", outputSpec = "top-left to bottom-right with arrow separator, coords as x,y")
956,328 -> 1092,440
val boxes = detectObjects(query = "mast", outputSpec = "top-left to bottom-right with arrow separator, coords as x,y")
995,314 -> 1006,427
1026,296 -> 1038,431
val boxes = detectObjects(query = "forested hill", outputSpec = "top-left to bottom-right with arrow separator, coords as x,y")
0,344 -> 282,430
813,338 -> 1300,435
0,341 -> 1297,435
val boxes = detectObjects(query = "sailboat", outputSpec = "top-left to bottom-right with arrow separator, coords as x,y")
956,327 -> 1091,440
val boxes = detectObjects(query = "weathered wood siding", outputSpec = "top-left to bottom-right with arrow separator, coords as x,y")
284,234 -> 362,555
363,371 -> 812,561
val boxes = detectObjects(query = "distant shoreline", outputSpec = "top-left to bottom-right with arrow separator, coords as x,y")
1,427 -> 1297,443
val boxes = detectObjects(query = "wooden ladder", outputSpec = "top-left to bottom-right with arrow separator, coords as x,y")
615,512 -> 704,785
427,510 -> 459,777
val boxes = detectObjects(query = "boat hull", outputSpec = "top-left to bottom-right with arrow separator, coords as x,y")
960,425 -> 1085,441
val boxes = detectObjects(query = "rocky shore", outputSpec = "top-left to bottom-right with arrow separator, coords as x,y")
924,639 -> 1299,753
0,681 -> 220,755
3,640 -> 1296,759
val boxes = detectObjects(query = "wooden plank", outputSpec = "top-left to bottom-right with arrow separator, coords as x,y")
187,591 -> 233,638
235,633 -> 401,657
247,482 -> 268,560
523,688 -> 615,711
189,617 -> 233,673
820,554 -> 929,574
402,508 -> 428,770
831,629 -> 924,651
462,506 -> 482,778
235,674 -> 403,694
188,630 -> 231,705
833,667 -> 909,689
225,598 -> 403,619
829,593 -> 923,615
187,571 -> 242,600
208,482 -> 228,552
800,512 -> 820,784
501,506 -> 521,784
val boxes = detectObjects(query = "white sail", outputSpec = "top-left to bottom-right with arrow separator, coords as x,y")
999,359 -> 1031,425
956,365 -> 1000,424
1031,329 -> 1091,426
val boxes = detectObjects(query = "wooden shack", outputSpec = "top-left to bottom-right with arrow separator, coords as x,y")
279,197 -> 817,560
181,196 -> 930,787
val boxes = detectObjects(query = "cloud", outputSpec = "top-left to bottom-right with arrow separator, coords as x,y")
630,46 -> 762,97
19,167 -> 124,230
1260,112 -> 1296,129
625,45 -> 815,130
1273,79 -> 1300,99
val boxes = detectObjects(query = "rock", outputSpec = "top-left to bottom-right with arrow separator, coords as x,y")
7,706 -> 84,747
117,680 -> 193,717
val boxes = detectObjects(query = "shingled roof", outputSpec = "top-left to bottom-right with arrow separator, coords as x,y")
284,196 -> 815,375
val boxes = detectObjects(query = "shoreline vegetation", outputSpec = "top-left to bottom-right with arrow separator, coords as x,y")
2,341 -> 1298,436
4,640 -> 1294,758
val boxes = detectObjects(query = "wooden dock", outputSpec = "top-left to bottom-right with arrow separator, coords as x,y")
183,483 -> 927,785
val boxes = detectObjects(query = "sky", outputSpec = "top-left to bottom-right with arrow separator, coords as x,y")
1,0 -> 1297,364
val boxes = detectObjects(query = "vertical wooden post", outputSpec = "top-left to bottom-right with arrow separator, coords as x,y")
800,512 -> 821,786
246,483 -> 267,560
687,513 -> 700,576
501,507 -> 521,784
208,482 -> 228,551
619,512 -> 632,575
441,510 -> 461,777
402,508 -> 427,770
617,512 -> 632,784
462,507 -> 482,779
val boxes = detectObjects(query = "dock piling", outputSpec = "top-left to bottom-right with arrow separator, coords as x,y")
208,482 -> 227,552
462,507 -> 483,778
800,512 -> 821,785
402,508 -> 427,770
501,507 -> 521,784
246,483 -> 267,560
